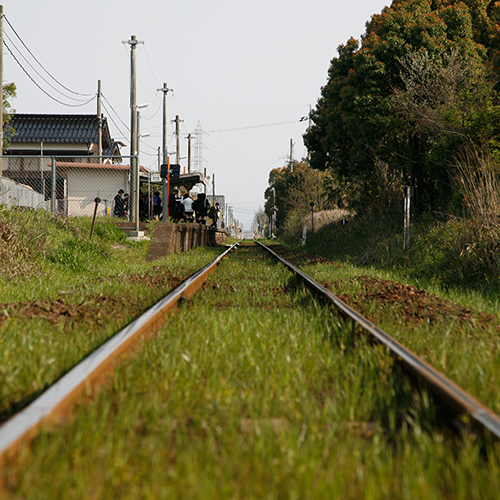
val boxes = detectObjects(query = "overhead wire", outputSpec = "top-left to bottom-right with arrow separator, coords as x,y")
205,117 -> 307,134
100,100 -> 130,147
3,15 -> 95,98
3,38 -> 96,108
4,33 -> 94,103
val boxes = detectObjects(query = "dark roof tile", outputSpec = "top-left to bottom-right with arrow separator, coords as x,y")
7,114 -> 100,144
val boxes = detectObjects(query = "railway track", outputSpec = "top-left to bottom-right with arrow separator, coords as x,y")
2,240 -> 500,497
0,242 -> 240,469
255,240 -> 500,438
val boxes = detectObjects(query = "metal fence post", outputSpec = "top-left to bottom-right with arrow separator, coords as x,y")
51,157 -> 57,214
403,186 -> 412,251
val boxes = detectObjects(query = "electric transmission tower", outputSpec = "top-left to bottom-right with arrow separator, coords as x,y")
193,121 -> 207,173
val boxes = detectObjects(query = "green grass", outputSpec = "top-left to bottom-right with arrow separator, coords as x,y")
3,244 -> 500,499
0,209 -> 223,420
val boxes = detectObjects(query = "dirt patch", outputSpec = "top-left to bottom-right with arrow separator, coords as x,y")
0,295 -> 141,325
263,245 -> 498,329
0,267 -> 188,326
328,276 -> 498,329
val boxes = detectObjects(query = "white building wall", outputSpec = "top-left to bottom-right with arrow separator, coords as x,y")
0,177 -> 49,210
64,169 -> 130,216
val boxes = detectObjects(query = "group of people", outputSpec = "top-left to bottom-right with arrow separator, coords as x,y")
114,188 -> 219,228
168,189 -> 219,227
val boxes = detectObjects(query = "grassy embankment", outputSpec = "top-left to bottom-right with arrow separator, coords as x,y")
0,208 -> 221,421
282,212 -> 500,414
3,241 -> 500,499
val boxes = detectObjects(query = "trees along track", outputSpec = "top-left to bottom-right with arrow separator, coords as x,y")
1,239 -> 500,469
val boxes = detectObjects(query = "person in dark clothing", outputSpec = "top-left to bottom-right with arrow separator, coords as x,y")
153,191 -> 162,219
168,189 -> 180,222
139,192 -> 148,221
123,193 -> 130,218
209,202 -> 219,228
193,192 -> 210,224
114,189 -> 125,217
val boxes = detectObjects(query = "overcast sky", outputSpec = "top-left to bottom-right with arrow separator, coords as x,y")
2,0 -> 389,231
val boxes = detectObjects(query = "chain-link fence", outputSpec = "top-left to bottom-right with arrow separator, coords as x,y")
1,156 -> 225,230
0,155 -> 139,218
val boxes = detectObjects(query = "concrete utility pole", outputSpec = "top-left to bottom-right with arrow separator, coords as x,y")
123,35 -> 143,229
289,138 -> 294,173
175,115 -> 181,165
0,5 -> 4,176
97,80 -> 102,158
157,83 -> 172,221
187,133 -> 192,173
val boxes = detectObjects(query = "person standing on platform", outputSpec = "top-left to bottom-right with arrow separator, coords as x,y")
168,189 -> 181,222
113,189 -> 125,218
209,202 -> 219,228
181,192 -> 194,222
193,192 -> 210,224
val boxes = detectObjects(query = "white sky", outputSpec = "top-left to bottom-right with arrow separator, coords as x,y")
2,0 -> 389,231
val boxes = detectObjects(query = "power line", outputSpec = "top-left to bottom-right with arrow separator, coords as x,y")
100,100 -> 129,147
206,118 -> 306,134
3,31 -> 92,103
141,44 -> 161,89
101,94 -> 130,132
3,15 -> 95,97
3,39 -> 96,108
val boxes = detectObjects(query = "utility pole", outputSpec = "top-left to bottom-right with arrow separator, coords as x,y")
123,35 -> 143,230
187,133 -> 192,173
212,173 -> 215,198
175,115 -> 181,165
307,104 -> 312,166
97,80 -> 102,159
0,5 -> 4,176
157,83 -> 172,221
289,138 -> 294,173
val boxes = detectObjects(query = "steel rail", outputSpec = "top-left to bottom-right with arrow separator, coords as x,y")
256,240 -> 500,439
0,242 -> 240,467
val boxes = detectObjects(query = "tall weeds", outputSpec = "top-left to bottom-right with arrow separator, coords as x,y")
453,152 -> 500,286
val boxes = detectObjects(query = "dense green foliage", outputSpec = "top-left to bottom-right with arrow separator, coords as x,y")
263,161 -> 338,232
303,0 -> 500,213
3,82 -> 16,152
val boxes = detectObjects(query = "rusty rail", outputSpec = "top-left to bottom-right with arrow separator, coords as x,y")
0,242 -> 240,467
255,240 -> 500,439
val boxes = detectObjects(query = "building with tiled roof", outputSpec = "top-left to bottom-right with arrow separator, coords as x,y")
4,113 -> 124,158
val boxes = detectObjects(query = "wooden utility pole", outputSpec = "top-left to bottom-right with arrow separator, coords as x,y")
97,80 -> 102,158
